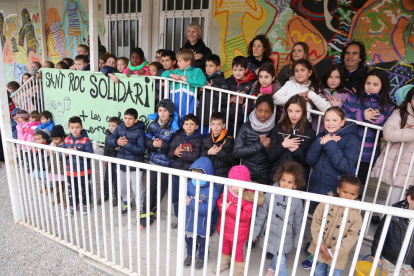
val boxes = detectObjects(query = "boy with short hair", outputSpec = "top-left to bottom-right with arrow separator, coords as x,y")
74,55 -> 90,71
107,108 -> 146,216
98,116 -> 122,206
61,116 -> 94,215
7,81 -> 20,96
77,44 -> 90,56
158,50 -> 177,77
168,114 -> 203,228
155,49 -> 165,63
201,112 -> 234,180
161,49 -> 206,117
225,56 -> 257,135
307,175 -> 362,276
198,54 -> 228,132
37,110 -> 55,132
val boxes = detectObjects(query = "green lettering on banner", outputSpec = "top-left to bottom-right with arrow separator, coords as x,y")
42,69 -> 154,143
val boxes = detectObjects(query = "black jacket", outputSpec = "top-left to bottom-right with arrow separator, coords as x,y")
167,130 -> 203,171
344,64 -> 368,92
201,131 -> 234,177
233,121 -> 273,182
197,71 -> 228,125
103,130 -> 119,158
268,122 -> 316,182
371,200 -> 414,268
181,39 -> 212,72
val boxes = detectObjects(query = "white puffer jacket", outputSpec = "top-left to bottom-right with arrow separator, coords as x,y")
371,105 -> 414,187
272,78 -> 331,120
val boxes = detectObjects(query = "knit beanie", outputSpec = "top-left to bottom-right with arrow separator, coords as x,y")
228,165 -> 250,182
36,129 -> 51,141
50,125 -> 65,138
11,108 -> 21,116
157,99 -> 175,114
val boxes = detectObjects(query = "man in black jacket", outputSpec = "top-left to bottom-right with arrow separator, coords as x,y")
340,41 -> 369,92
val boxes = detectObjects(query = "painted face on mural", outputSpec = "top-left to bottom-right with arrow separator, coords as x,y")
294,63 -> 312,85
364,75 -> 382,94
292,44 -> 305,61
187,27 -> 199,45
327,69 -> 341,90
344,44 -> 361,71
252,39 -> 265,60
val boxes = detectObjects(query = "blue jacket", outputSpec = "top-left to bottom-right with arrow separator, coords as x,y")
185,157 -> 220,236
101,66 -> 117,77
61,129 -> 94,175
145,112 -> 180,167
107,121 -> 146,171
306,122 -> 360,196
37,120 -> 55,132
11,107 -> 20,139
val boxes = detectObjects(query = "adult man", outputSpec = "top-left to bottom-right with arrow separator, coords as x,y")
340,41 -> 369,92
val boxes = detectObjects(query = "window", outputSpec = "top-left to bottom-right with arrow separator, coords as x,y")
160,0 -> 210,52
105,0 -> 143,58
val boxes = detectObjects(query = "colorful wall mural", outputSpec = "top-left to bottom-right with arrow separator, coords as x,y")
1,0 -> 105,83
214,0 -> 414,96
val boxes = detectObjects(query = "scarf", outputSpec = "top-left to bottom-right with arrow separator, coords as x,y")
249,111 -> 275,132
260,84 -> 273,95
211,129 -> 227,144
128,60 -> 147,71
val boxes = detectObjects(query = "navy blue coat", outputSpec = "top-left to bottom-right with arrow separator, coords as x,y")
167,129 -> 203,171
107,121 -> 146,171
185,157 -> 220,236
306,122 -> 360,196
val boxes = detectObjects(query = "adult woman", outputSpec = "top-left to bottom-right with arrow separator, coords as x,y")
180,22 -> 212,71
247,34 -> 273,76
277,42 -> 309,86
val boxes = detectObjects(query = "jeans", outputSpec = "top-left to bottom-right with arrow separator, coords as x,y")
314,261 -> 343,276
269,254 -> 288,276
103,162 -> 117,198
172,175 -> 179,217
67,175 -> 91,207
185,234 -> 206,259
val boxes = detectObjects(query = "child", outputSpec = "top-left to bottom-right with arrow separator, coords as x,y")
214,165 -> 261,275
233,95 -> 274,184
225,56 -> 257,135
9,98 -> 20,139
308,175 -> 362,276
77,44 -> 90,57
21,73 -> 32,85
98,116 -> 122,206
321,64 -> 352,107
123,47 -> 150,77
251,63 -> 281,97
30,61 -> 42,76
155,49 -> 165,63
371,185 -> 414,275
32,130 -> 51,183
15,110 -> 29,141
268,95 -> 316,184
197,54 -> 228,131
49,125 -> 66,204
371,87 -> 414,206
158,50 -> 177,77
149,61 -> 162,76
56,61 -> 69,70
306,107 -> 360,211
7,81 -> 20,96
161,49 -> 207,117
201,112 -> 234,180
99,53 -> 110,71
342,69 -> 396,189
37,110 -> 55,132
74,55 -> 90,71
61,116 -> 94,215
273,59 -> 331,121
167,114 -> 203,227
23,111 -> 41,143
43,61 -> 55,68
183,157 -> 220,269
277,42 -> 310,86
107,108 -> 146,215
62,58 -> 74,67
141,99 -> 179,228
102,55 -> 121,83
253,161 -> 305,276
117,57 -> 129,75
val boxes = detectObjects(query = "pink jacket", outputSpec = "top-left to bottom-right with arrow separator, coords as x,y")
16,121 -> 29,140
216,190 -> 253,242
122,64 -> 150,76
371,105 -> 414,187
23,121 -> 41,142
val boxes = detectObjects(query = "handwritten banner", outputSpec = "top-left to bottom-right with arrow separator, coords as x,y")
42,69 -> 154,143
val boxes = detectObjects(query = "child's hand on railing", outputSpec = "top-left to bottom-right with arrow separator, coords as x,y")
180,76 -> 187,82
169,74 -> 181,80
137,69 -> 146,75
126,71 -> 133,77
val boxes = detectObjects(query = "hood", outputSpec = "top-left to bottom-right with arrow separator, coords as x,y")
41,120 -> 54,127
147,111 -> 180,132
11,107 -> 20,116
323,121 -> 358,137
189,157 -> 214,176
184,130 -> 203,139
206,70 -> 225,80
242,189 -> 265,205
290,77 -> 311,88
69,129 -> 89,140
238,69 -> 257,84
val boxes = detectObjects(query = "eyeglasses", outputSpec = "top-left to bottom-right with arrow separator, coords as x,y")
155,56 -> 162,59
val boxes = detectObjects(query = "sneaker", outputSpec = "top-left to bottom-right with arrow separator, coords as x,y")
113,197 -> 118,207
301,254 -> 314,269
121,202 -> 128,216
149,211 -> 156,226
266,268 -> 275,276
183,255 -> 192,267
195,258 -> 204,269
171,216 -> 178,229
140,214 -> 147,229
246,240 -> 256,251
97,196 -> 109,205
266,252 -> 273,260
372,215 -> 381,225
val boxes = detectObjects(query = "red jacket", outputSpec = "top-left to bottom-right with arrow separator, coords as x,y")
216,190 -> 254,242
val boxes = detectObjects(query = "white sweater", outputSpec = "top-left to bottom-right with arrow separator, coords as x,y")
272,78 -> 331,120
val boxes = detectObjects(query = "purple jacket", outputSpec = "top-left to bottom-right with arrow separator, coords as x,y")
342,92 -> 395,163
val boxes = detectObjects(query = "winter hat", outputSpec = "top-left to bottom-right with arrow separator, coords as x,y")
228,165 -> 250,182
36,129 -> 51,141
50,125 -> 65,138
11,108 -> 21,116
157,99 -> 175,114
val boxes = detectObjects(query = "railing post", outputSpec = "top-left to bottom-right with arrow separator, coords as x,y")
175,175 -> 187,276
0,42 -> 22,223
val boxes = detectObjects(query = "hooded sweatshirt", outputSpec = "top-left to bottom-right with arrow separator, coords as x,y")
37,120 -> 55,132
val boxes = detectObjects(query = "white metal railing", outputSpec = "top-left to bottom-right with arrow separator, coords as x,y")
5,138 -> 414,276
11,75 -> 44,113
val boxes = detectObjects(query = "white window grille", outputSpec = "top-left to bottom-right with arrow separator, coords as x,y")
160,0 -> 211,52
105,0 -> 143,58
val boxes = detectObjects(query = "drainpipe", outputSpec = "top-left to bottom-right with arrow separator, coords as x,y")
38,0 -> 48,64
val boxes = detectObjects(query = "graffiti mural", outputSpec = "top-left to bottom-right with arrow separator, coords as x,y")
214,0 -> 414,95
